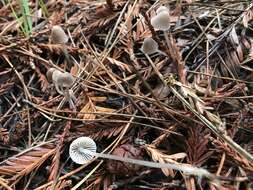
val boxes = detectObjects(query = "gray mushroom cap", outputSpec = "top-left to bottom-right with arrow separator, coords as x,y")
55,72 -> 74,88
51,69 -> 63,84
141,37 -> 159,55
51,25 -> 68,44
46,68 -> 57,82
69,137 -> 97,164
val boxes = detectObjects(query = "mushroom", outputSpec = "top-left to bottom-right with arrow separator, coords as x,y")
46,68 -> 57,82
151,6 -> 170,31
140,37 -> 166,79
46,68 -> 63,90
69,137 -> 97,164
51,25 -> 68,44
141,37 -> 166,56
68,137 -> 215,181
150,5 -> 171,59
52,70 -> 63,86
55,72 -> 76,109
156,6 -> 170,14
54,72 -> 74,94
141,37 -> 159,55
50,25 -> 71,64
46,68 -> 76,109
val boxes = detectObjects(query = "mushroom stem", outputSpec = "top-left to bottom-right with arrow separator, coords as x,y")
157,49 -> 167,56
65,90 -> 76,111
144,53 -> 165,82
55,82 -> 77,110
78,148 -> 215,179
68,89 -> 77,102
55,83 -> 64,95
63,89 -> 77,110
62,45 -> 71,65
140,49 -> 166,57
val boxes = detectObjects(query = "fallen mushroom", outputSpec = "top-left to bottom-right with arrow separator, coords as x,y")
69,136 -> 216,181
69,136 -> 97,164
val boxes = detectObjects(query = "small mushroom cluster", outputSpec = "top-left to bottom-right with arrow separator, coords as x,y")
47,68 -> 76,109
151,6 -> 170,31
141,5 -> 170,56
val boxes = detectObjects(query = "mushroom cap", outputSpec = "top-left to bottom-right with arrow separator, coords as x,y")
51,70 -> 62,84
55,72 -> 74,88
51,25 -> 68,44
151,11 -> 170,31
141,37 -> 159,55
46,68 -> 57,82
69,137 -> 97,164
156,6 -> 169,14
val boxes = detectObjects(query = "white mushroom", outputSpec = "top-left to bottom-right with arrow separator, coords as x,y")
55,72 -> 76,108
151,11 -> 170,31
156,6 -> 169,14
46,68 -> 62,87
51,25 -> 68,44
151,6 -> 170,31
69,137 -> 97,164
68,137 -> 215,180
151,5 -> 171,56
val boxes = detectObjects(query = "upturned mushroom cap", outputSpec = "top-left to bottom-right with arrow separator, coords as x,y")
141,37 -> 159,55
69,137 -> 97,164
55,72 -> 74,88
51,25 -> 68,44
156,6 -> 169,14
151,10 -> 170,31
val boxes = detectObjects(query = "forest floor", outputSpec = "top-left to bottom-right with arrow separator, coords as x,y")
0,0 -> 253,189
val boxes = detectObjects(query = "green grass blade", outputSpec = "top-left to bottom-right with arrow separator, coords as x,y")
7,0 -> 26,36
20,0 -> 32,36
38,0 -> 48,17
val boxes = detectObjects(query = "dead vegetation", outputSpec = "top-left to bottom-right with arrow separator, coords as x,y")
0,0 -> 253,189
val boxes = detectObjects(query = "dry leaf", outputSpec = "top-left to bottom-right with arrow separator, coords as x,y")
0,145 -> 56,184
70,64 -> 79,76
145,145 -> 186,177
229,26 -> 239,46
90,96 -> 107,102
78,99 -> 96,120
106,57 -> 132,72
95,106 -> 116,113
